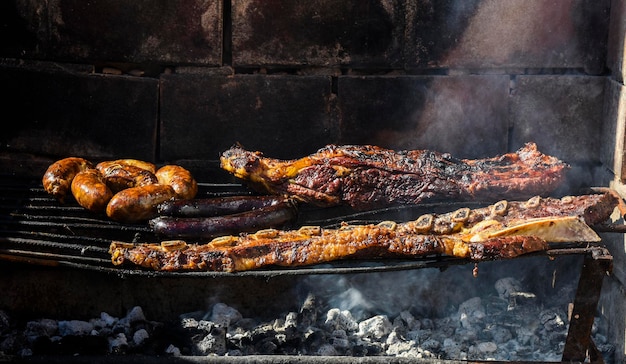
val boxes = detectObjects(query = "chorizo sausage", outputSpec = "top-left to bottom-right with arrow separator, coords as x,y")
96,162 -> 158,192
106,184 -> 176,223
155,165 -> 198,199
71,169 -> 114,212
42,157 -> 94,203
96,159 -> 156,174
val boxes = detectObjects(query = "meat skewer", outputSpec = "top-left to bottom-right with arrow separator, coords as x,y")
109,192 -> 617,272
220,142 -> 569,210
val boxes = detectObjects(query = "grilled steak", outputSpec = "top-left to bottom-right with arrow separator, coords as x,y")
220,142 -> 569,210
109,193 -> 616,272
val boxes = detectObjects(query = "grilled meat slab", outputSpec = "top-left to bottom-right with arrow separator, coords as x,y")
219,142 -> 569,210
109,193 -> 616,272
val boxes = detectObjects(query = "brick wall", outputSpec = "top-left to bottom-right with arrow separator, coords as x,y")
0,0 -> 612,178
2,1 -> 625,361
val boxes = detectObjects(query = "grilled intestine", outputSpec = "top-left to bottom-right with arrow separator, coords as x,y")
109,192 -> 617,272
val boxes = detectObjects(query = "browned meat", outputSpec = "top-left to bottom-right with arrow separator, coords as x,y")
42,157 -> 94,203
96,161 -> 158,193
220,143 -> 569,210
155,165 -> 198,199
106,184 -> 176,223
109,193 -> 616,272
150,198 -> 298,239
157,195 -> 288,217
96,159 -> 157,173
71,169 -> 114,212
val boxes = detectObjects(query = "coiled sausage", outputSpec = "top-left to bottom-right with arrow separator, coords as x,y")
155,165 -> 198,199
42,157 -> 94,203
96,161 -> 158,192
71,169 -> 114,212
106,184 -> 176,223
98,159 -> 156,174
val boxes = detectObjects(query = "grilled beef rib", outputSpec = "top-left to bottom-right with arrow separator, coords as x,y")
219,142 -> 569,210
109,193 -> 616,272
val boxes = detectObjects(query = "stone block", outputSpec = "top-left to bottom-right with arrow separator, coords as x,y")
232,0 -> 403,68
159,73 -> 338,161
601,79 -> 626,182
1,63 -> 158,163
336,75 -> 509,158
509,75 -> 604,163
607,0 -> 626,82
405,0 -> 609,73
2,0 -> 222,67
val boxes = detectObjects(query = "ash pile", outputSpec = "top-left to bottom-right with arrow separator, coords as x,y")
0,275 -> 615,362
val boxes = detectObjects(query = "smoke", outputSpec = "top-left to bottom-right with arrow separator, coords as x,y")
294,253 -> 582,325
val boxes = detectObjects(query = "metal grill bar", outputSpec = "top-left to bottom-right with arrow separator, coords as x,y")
0,174 -> 614,363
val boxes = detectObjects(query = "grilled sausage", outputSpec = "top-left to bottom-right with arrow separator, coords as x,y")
71,169 -> 114,212
96,162 -> 158,192
157,195 -> 288,217
150,199 -> 298,239
42,157 -> 94,203
98,159 -> 157,174
155,165 -> 198,199
106,184 -> 176,223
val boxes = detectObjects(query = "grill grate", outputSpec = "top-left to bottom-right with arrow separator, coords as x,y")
0,174 -> 477,275
0,174 -> 617,276
0,174 -> 615,363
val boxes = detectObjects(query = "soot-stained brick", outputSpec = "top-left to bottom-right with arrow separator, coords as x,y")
160,73 -> 338,161
232,0 -> 403,68
337,75 -> 509,159
1,65 -> 158,163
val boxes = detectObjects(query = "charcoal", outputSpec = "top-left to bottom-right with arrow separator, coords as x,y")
24,319 -> 57,338
457,297 -> 485,329
254,337 -> 278,354
107,333 -> 129,354
164,343 -> 181,356
194,326 -> 227,355
132,328 -> 149,346
210,303 -> 242,327
486,325 -> 513,343
57,320 -> 93,336
324,308 -> 358,332
0,279 -> 615,361
474,341 -> 497,355
124,306 -> 146,324
100,312 -> 118,327
357,315 -> 392,340
0,311 -> 10,335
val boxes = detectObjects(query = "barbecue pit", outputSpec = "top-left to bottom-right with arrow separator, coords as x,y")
1,1 -> 625,363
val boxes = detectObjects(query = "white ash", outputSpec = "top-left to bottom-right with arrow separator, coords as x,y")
0,275 -> 615,362
168,274 -> 614,361
0,305 -> 163,358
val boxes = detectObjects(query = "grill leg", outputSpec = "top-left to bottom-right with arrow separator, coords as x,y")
561,247 -> 613,363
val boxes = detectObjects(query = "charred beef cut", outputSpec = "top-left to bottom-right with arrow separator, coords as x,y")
108,193 -> 617,272
219,143 -> 569,209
